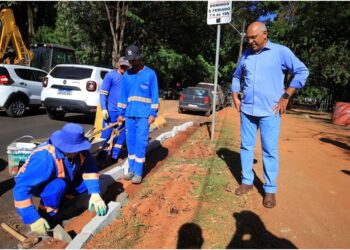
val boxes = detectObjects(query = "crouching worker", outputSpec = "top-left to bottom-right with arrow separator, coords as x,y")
13,123 -> 107,235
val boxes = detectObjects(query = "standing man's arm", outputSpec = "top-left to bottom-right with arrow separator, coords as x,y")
117,77 -> 127,125
100,72 -> 113,121
273,47 -> 309,115
149,72 -> 159,125
231,57 -> 244,112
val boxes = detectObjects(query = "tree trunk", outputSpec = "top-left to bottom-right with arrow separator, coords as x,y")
104,1 -> 129,66
27,3 -> 35,43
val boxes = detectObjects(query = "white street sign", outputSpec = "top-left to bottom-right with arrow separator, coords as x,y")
207,0 -> 232,25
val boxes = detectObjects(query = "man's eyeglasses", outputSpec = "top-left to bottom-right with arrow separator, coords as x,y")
245,30 -> 265,42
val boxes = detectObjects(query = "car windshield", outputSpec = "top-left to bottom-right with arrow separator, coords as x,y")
50,66 -> 93,80
184,88 -> 208,96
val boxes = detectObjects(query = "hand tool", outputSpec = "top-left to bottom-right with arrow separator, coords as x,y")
1,222 -> 40,249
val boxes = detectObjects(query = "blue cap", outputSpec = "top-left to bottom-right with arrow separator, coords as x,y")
50,123 -> 91,153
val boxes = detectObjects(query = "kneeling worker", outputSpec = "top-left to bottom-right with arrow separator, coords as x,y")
13,123 -> 107,235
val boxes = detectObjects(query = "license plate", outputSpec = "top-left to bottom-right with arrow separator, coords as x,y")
58,89 -> 72,95
188,104 -> 198,108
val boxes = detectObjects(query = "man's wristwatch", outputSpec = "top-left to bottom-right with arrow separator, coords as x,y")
282,92 -> 290,99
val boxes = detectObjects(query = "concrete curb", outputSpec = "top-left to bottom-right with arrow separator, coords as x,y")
65,121 -> 194,249
66,201 -> 121,249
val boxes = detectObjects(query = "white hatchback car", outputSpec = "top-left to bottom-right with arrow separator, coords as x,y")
41,64 -> 112,119
0,64 -> 48,117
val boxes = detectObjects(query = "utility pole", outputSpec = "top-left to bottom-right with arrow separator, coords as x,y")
237,20 -> 246,62
229,21 -> 246,62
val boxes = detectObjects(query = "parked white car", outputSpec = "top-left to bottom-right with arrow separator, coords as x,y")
41,64 -> 112,120
0,64 -> 47,117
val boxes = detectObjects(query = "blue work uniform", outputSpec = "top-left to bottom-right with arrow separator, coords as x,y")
13,142 -> 100,225
99,69 -> 126,159
117,66 -> 159,177
231,40 -> 309,193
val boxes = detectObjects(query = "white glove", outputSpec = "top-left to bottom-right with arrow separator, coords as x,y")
88,193 -> 107,216
30,217 -> 50,235
101,109 -> 109,121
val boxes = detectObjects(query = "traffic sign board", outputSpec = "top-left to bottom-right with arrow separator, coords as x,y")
207,0 -> 232,25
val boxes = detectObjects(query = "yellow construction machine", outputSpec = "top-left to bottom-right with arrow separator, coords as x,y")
0,8 -> 76,71
0,8 -> 33,65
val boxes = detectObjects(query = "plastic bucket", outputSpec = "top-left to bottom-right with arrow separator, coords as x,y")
332,102 -> 350,127
7,136 -> 37,176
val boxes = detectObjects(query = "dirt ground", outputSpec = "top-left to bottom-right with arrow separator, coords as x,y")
84,105 -> 350,249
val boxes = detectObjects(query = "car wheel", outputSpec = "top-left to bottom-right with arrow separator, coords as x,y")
6,99 -> 27,117
46,108 -> 65,120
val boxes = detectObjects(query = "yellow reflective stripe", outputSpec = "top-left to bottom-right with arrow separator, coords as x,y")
151,104 -> 159,109
135,156 -> 145,163
83,173 -> 99,180
99,90 -> 109,95
127,96 -> 151,103
114,144 -> 122,149
128,154 -> 135,160
117,102 -> 127,108
39,204 -> 58,213
15,199 -> 33,208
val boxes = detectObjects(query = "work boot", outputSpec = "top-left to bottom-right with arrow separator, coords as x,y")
124,172 -> 134,181
131,175 -> 142,184
235,184 -> 253,196
263,193 -> 276,208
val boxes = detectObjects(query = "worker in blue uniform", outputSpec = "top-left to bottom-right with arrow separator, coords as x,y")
13,123 -> 107,235
99,56 -> 130,160
117,45 -> 159,184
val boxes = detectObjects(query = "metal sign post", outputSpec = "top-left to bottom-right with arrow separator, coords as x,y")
207,0 -> 232,141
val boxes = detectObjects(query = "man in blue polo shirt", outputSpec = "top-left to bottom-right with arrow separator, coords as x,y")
231,21 -> 309,208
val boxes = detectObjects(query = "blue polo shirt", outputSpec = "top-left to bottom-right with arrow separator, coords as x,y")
231,40 -> 309,117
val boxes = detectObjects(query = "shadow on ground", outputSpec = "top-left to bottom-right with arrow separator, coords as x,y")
217,148 -> 264,196
175,211 -> 296,249
0,107 -> 46,118
341,170 -> 350,176
62,114 -> 95,125
226,210 -> 297,249
143,144 -> 169,178
320,137 -> 350,151
176,223 -> 204,249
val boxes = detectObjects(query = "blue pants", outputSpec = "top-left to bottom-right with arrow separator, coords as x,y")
101,111 -> 126,159
240,112 -> 281,193
38,176 -> 109,223
125,117 -> 149,176
38,178 -> 67,218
